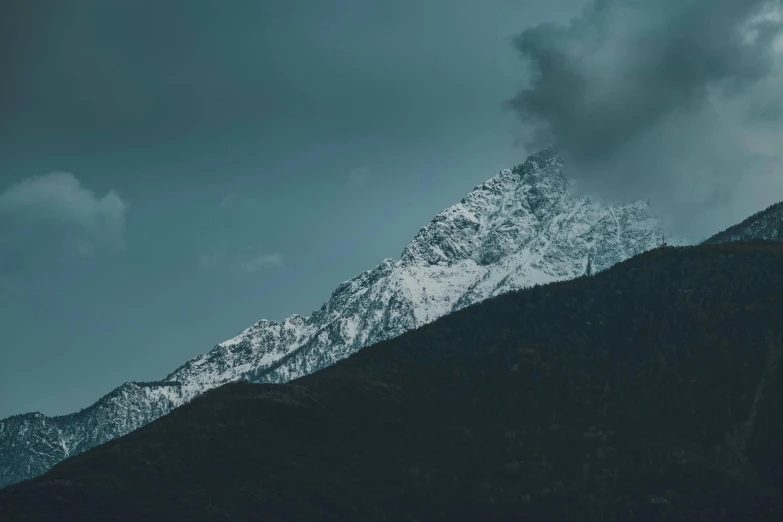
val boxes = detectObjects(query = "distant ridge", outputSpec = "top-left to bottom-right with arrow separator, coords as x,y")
703,201 -> 783,244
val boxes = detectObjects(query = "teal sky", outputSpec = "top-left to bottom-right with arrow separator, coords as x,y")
4,0 -> 781,420
0,0 -> 588,418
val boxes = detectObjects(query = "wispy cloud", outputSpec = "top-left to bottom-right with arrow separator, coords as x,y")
348,167 -> 370,186
239,251 -> 283,271
199,247 -> 283,272
208,193 -> 262,222
198,251 -> 224,270
197,193 -> 283,273
0,172 -> 129,257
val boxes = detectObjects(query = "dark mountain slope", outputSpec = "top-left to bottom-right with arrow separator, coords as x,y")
2,241 -> 783,522
704,201 -> 783,244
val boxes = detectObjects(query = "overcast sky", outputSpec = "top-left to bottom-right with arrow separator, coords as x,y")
1,0 -> 781,419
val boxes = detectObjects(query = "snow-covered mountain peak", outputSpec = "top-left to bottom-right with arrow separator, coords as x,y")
401,150 -> 568,268
1,149 -> 668,489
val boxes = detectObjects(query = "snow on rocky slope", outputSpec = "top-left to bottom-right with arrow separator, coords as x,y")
0,149 -> 666,488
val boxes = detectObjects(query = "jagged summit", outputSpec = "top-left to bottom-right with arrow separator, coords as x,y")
401,151 -> 566,267
0,150 -> 666,488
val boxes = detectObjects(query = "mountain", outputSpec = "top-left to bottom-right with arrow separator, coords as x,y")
2,241 -> 782,522
0,149 -> 667,488
0,382 -> 181,487
704,201 -> 783,244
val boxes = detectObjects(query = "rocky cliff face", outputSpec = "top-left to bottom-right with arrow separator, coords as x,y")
0,149 -> 667,488
0,382 -> 181,487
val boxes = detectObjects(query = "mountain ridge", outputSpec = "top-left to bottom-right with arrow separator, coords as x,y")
2,240 -> 782,521
703,201 -> 783,245
1,149 -> 668,488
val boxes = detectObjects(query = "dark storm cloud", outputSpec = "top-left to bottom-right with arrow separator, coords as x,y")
508,0 -> 783,240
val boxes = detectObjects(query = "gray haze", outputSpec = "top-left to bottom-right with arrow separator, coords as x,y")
508,0 -> 783,238
0,0 -> 586,418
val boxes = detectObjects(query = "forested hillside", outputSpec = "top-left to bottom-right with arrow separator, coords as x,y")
704,202 -> 783,244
